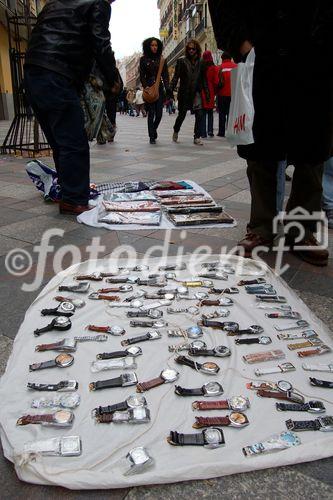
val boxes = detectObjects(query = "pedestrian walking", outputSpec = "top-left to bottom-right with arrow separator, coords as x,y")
171,39 -> 203,145
139,37 -> 170,144
199,50 -> 217,138
135,87 -> 147,117
24,0 -> 116,215
119,87 -> 128,114
127,89 -> 135,116
209,1 -> 333,266
216,52 -> 237,137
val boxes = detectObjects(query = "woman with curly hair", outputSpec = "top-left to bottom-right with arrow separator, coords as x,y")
139,37 -> 170,144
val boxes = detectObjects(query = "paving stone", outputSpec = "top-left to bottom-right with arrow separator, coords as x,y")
0,215 -> 78,244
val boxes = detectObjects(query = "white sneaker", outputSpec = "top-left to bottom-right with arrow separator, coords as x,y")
193,138 -> 204,146
172,132 -> 178,143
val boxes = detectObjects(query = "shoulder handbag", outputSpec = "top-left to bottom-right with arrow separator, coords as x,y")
143,57 -> 165,104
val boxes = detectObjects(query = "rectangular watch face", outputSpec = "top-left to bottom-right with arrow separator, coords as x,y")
60,436 -> 82,456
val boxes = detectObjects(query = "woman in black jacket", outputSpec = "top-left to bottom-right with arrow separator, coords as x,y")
139,37 -> 170,144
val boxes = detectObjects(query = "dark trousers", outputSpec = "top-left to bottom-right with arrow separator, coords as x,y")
202,109 -> 214,137
105,95 -> 117,125
247,160 -> 324,239
174,106 -> 203,139
218,95 -> 231,136
24,66 -> 90,205
146,93 -> 164,139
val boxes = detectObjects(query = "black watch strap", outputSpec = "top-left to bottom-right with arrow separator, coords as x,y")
27,382 -> 60,391
276,402 -> 310,412
95,401 -> 128,415
235,338 -> 259,345
286,418 -> 321,431
97,351 -> 127,360
175,385 -> 203,396
188,348 -> 214,357
168,430 -> 205,446
175,356 -> 201,370
29,360 -> 56,371
122,334 -> 149,346
310,377 -> 333,388
90,376 -> 123,391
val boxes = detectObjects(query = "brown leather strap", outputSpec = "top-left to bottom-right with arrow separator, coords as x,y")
201,300 -> 219,306
298,348 -> 321,358
17,414 -> 54,425
95,295 -> 120,301
192,400 -> 229,411
136,376 -> 164,393
97,288 -> 120,293
54,296 -> 68,302
35,341 -> 62,352
76,275 -> 102,281
193,416 -> 230,429
97,413 -> 114,424
88,325 -> 110,333
257,389 -> 290,401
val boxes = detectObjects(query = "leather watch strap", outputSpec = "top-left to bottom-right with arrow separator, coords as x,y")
97,351 -> 127,360
17,413 -> 54,425
188,348 -> 214,357
95,295 -> 120,301
35,341 -> 64,352
98,288 -> 120,293
168,430 -> 205,446
201,319 -> 223,328
193,416 -> 230,428
123,334 -> 149,345
235,338 -> 259,345
201,300 -> 219,306
76,274 -> 102,281
175,356 -> 198,370
310,377 -> 333,388
96,413 -> 114,423
90,376 -> 123,391
192,400 -> 229,410
137,376 -> 164,392
88,325 -> 110,333
276,402 -> 310,412
257,389 -> 291,401
96,401 -> 128,415
298,348 -> 322,358
29,360 -> 56,371
175,386 -> 203,396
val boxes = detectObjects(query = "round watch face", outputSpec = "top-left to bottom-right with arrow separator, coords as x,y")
190,340 -> 207,350
229,412 -> 248,427
222,322 -> 239,333
229,396 -> 249,411
195,292 -> 208,300
127,346 -> 142,357
280,431 -> 301,446
127,394 -> 147,408
203,428 -> 222,445
60,302 -> 75,313
277,380 -> 293,392
202,361 -> 219,374
153,320 -> 167,328
187,326 -> 203,338
110,326 -> 125,336
148,309 -> 163,319
54,410 -> 72,424
55,316 -> 71,327
55,353 -> 74,367
219,298 -> 233,306
161,368 -> 179,382
214,346 -> 231,357
203,381 -> 224,396
249,325 -> 264,334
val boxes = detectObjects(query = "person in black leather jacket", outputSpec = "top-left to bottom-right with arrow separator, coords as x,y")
24,0 -> 116,215
139,37 -> 170,144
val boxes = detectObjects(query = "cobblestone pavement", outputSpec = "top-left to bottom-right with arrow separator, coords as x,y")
0,114 -> 332,499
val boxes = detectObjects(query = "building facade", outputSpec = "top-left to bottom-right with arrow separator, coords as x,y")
157,0 -> 218,74
125,52 -> 141,90
0,0 -> 45,120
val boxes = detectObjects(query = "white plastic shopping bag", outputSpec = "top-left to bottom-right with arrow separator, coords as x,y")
226,48 -> 255,146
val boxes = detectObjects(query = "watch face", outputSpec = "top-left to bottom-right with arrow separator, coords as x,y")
214,346 -> 231,357
202,362 -> 219,374
54,410 -> 72,424
222,322 -> 239,333
229,412 -> 249,427
308,401 -> 325,413
154,320 -> 167,328
319,416 -> 333,429
229,396 -> 250,411
280,431 -> 301,446
123,372 -> 138,385
110,326 -> 125,336
127,394 -> 147,408
60,302 -> 75,312
148,330 -> 162,340
131,300 -> 144,308
190,340 -> 207,350
259,336 -> 272,345
219,298 -> 233,306
203,381 -> 224,396
187,326 -> 203,338
128,447 -> 150,466
121,285 -> 134,292
195,292 -> 208,300
161,368 -> 179,382
177,286 -> 188,295
71,298 -> 85,308
249,325 -> 264,334
277,380 -> 293,392
203,428 -> 224,448
131,407 -> 149,420
127,346 -> 142,357
149,309 -> 163,319
55,316 -> 71,326
55,353 -> 74,367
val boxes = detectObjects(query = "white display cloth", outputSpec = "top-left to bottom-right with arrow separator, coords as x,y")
77,180 -> 237,230
0,255 -> 332,490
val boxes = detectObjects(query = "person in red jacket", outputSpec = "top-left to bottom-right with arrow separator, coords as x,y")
216,52 -> 237,137
200,50 -> 217,138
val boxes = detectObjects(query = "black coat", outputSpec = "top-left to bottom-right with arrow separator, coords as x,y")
171,57 -> 201,111
139,56 -> 170,93
208,1 -> 333,164
25,0 -> 116,86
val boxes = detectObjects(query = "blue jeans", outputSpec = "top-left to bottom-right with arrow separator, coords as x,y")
322,157 -> 333,210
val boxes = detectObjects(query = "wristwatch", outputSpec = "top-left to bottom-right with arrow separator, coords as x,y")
175,381 -> 224,397
27,380 -> 78,392
209,287 -> 239,295
35,339 -> 77,352
127,309 -> 163,319
74,335 -> 108,342
124,447 -> 154,476
193,412 -> 249,429
238,278 -> 266,286
29,353 -> 74,372
266,312 -> 301,320
167,428 -> 225,448
274,320 -> 309,332
34,317 -> 72,337
130,319 -> 167,328
302,363 -> 333,373
242,431 -> 301,457
297,345 -> 331,358
192,395 -> 250,412
121,330 -> 162,346
167,306 -> 199,315
54,296 -> 85,308
199,320 -> 239,332
88,293 -> 121,301
89,372 -> 138,391
245,284 -> 275,295
96,285 -> 133,293
17,409 -> 74,427
87,324 -> 125,336
93,394 -> 147,417
228,325 -> 264,337
309,377 -> 333,388
91,357 -> 137,373
198,272 -> 228,281
96,407 -> 151,424
168,340 -> 207,353
106,275 -> 138,284
256,295 -> 287,303
31,394 -> 81,410
58,282 -> 90,293
201,309 -> 231,320
257,380 -> 305,404
175,356 -> 220,375
136,368 -> 179,392
167,326 -> 203,338
200,298 -> 234,307
235,336 -> 271,345
278,330 -> 318,340
41,301 -> 75,317
286,416 -> 333,432
254,362 -> 296,377
188,345 -> 231,358
76,272 -> 104,281
97,346 -> 142,360
287,339 -> 323,350
276,401 -> 326,413
21,436 -> 82,458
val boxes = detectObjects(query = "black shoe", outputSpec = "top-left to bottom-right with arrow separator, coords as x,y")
209,133 -> 214,137
217,134 -> 225,137
150,138 -> 156,144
